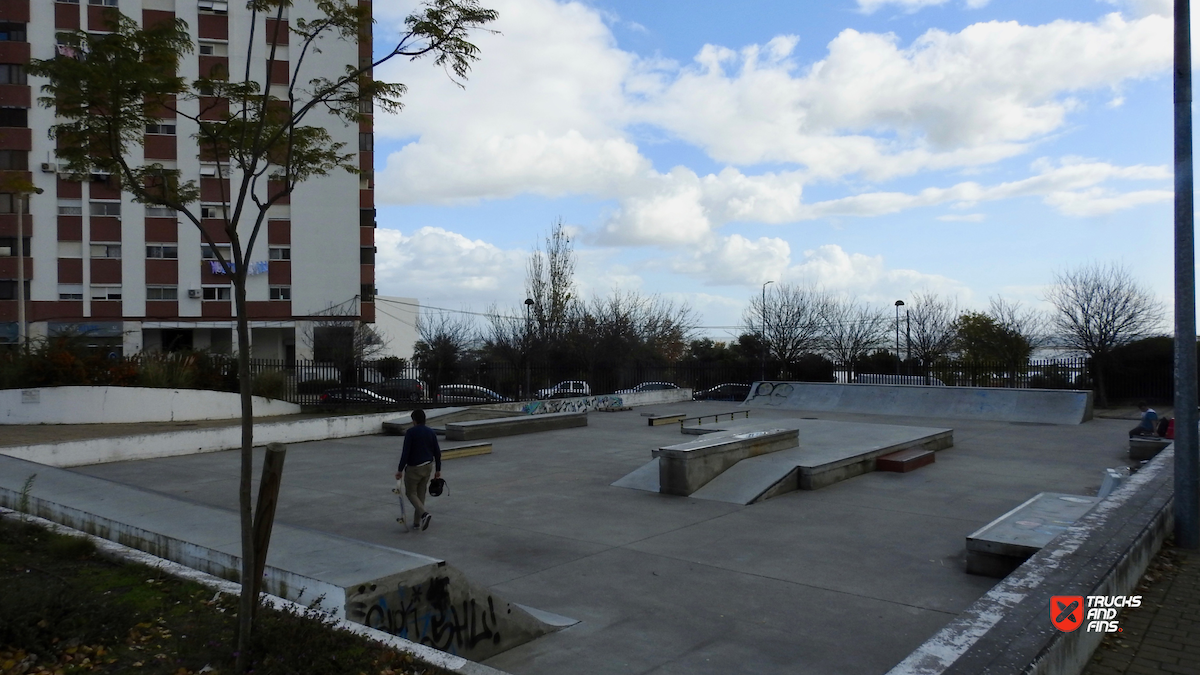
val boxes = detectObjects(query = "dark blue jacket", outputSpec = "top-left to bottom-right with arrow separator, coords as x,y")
398,424 -> 441,472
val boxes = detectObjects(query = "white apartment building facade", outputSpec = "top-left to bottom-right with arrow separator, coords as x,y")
0,0 -> 376,361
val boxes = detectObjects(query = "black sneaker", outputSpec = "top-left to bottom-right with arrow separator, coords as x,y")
420,512 -> 432,531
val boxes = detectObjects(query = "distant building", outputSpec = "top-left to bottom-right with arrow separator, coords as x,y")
372,296 -> 419,361
0,0 -> 376,361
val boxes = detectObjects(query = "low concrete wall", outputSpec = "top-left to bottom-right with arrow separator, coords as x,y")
745,381 -> 1093,425
445,411 -> 587,441
0,412 -> 397,467
888,448 -> 1173,675
0,386 -> 300,424
654,428 -> 799,496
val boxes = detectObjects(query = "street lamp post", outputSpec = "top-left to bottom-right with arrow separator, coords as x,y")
15,187 -> 43,349
761,280 -> 773,382
524,298 -> 534,399
894,300 -> 905,377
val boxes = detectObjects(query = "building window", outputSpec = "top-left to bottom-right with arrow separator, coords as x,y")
147,286 -> 178,300
198,0 -> 229,13
145,205 -> 176,217
90,285 -> 122,300
0,280 -> 15,300
58,200 -> 83,216
360,284 -> 375,302
200,205 -> 226,219
89,0 -> 119,5
90,243 -> 121,258
57,1 -> 82,4
146,244 -> 178,259
268,246 -> 290,260
358,132 -> 372,152
0,64 -> 27,85
360,246 -> 375,265
89,201 -> 121,217
0,150 -> 27,170
269,286 -> 290,301
0,237 -> 29,256
0,108 -> 26,127
201,244 -> 231,260
145,122 -> 176,135
199,42 -> 228,57
0,194 -> 30,214
359,209 -> 375,228
58,284 -> 84,300
358,98 -> 373,115
202,286 -> 231,300
0,23 -> 27,42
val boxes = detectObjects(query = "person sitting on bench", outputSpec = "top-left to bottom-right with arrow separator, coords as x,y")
1130,402 -> 1159,437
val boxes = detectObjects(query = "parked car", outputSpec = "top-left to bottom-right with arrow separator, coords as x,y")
693,383 -> 752,402
616,382 -> 681,394
436,384 -> 512,405
372,377 -> 428,401
536,380 -> 592,400
318,387 -> 398,406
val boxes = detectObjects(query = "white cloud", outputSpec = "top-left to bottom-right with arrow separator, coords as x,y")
857,0 -> 951,14
374,227 -> 526,306
937,213 -> 986,222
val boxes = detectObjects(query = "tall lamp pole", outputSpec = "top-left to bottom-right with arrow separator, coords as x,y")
894,300 -> 905,377
15,187 -> 43,349
1174,0 -> 1198,549
524,298 -> 534,400
761,280 -> 774,382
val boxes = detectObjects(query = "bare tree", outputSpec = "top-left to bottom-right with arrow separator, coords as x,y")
743,284 -> 828,371
303,301 -> 390,369
526,220 -> 577,345
1045,262 -> 1165,406
584,290 -> 697,365
822,297 -> 888,378
414,311 -> 479,393
988,296 -> 1047,353
906,292 -> 959,365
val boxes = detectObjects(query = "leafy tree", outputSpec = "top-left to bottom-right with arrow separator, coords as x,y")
29,1 -> 497,665
1045,262 -> 1165,406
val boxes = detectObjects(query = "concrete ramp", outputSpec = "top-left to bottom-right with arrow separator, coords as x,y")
0,454 -> 572,662
613,418 -> 952,504
744,381 -> 1093,425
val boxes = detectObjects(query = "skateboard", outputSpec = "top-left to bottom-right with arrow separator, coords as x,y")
391,479 -> 410,532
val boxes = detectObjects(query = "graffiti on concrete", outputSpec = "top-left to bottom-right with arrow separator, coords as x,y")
749,382 -> 792,404
351,576 -> 503,656
521,394 -> 625,415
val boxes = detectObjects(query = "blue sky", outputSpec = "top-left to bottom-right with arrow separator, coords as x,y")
367,0 -> 1175,337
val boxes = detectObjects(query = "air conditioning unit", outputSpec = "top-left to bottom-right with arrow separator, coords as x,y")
40,162 -> 57,173
199,165 -> 218,177
188,289 -> 201,299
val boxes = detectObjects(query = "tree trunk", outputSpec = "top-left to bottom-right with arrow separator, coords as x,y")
234,270 -> 256,672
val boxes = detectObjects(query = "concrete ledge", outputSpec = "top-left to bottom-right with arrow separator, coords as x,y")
1,412 -> 397,467
1,386 -> 300,424
965,493 -> 1100,578
443,441 -> 492,460
745,381 -> 1094,425
653,427 -> 799,496
1129,436 -> 1170,461
445,411 -> 588,441
647,413 -> 685,426
888,447 -> 1174,675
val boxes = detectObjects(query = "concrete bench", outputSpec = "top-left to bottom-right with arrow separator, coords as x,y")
1129,436 -> 1171,461
965,492 -> 1099,578
653,427 -> 799,496
445,410 -> 587,441
647,413 -> 686,426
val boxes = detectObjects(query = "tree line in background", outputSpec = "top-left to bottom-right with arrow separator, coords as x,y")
414,226 -> 1169,407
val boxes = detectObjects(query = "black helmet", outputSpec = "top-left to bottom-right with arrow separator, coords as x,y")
429,477 -> 447,497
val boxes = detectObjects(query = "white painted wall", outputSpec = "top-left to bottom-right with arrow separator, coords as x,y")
0,386 -> 299,425
373,296 -> 419,360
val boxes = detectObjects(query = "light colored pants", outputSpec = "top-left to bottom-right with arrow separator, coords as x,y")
404,462 -> 433,521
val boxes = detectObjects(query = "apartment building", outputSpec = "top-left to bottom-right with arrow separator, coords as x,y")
0,0 -> 376,360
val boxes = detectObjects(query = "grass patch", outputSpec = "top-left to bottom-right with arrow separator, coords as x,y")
0,517 -> 422,675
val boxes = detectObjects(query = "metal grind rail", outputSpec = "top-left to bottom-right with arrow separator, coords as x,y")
680,410 -> 750,431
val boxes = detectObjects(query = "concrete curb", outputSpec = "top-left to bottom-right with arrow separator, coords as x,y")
887,448 -> 1173,675
0,507 -> 512,675
0,412 -> 397,467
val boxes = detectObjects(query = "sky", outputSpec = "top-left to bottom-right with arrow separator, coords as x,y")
366,0 -> 1177,339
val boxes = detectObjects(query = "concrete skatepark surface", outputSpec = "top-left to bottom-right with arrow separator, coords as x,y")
69,401 -> 1136,675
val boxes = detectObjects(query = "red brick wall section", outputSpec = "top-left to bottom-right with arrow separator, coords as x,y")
0,0 -> 30,22
90,258 -> 121,284
87,5 -> 116,32
0,41 -> 29,63
90,217 -> 122,242
246,301 -> 291,319
197,14 -> 228,40
54,2 -> 79,29
142,9 -> 175,29
30,301 -> 83,322
58,258 -> 82,284
144,134 -> 177,160
0,256 -> 29,278
265,19 -> 289,45
58,217 -> 82,241
268,260 -> 290,284
91,300 -> 122,319
202,302 -> 232,318
57,177 -> 82,199
145,259 -> 177,285
267,220 -> 290,244
0,128 -> 32,150
144,218 -> 178,242
145,301 -> 178,319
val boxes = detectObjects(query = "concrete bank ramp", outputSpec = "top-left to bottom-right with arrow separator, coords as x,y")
613,418 -> 952,504
382,407 -> 523,436
0,454 -> 572,662
744,381 -> 1093,425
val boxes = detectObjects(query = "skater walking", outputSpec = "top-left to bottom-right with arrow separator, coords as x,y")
395,408 -> 442,531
